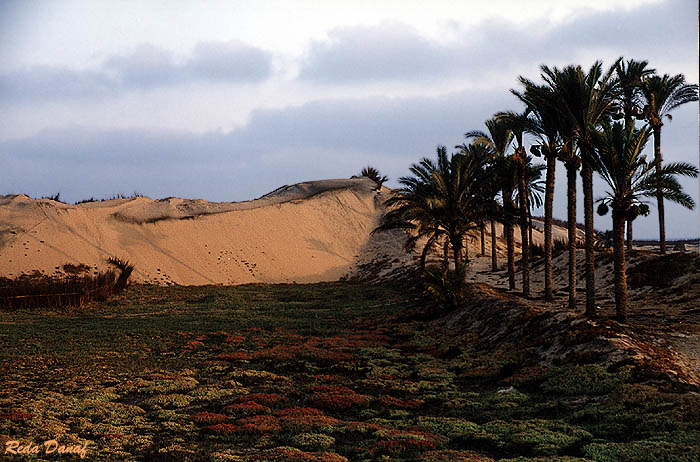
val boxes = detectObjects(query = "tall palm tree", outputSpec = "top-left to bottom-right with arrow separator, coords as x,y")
522,158 -> 546,247
640,74 -> 699,254
456,142 -> 499,260
513,80 -> 564,301
541,61 -> 620,317
465,119 -> 517,289
373,146 -> 490,273
496,110 -> 534,297
592,122 -> 697,321
613,59 -> 655,251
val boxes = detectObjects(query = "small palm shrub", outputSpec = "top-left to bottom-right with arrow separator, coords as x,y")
357,166 -> 388,189
422,264 -> 468,311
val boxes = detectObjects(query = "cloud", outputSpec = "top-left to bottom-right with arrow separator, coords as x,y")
0,89 -> 513,201
0,40 -> 273,101
0,66 -> 116,100
298,23 -> 459,82
2,88 -> 697,239
103,45 -> 181,89
3,86 -> 697,237
187,41 -> 272,82
298,0 -> 697,83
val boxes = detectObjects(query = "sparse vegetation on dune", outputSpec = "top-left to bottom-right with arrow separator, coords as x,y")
355,166 -> 388,190
74,192 -> 144,204
0,258 -> 134,310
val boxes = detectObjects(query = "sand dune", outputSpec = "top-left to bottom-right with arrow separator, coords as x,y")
0,178 -> 402,285
0,177 -> 579,285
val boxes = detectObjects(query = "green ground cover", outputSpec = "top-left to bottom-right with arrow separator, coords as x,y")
1,282 -> 698,461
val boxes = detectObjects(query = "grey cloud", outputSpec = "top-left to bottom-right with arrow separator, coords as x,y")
2,90 -> 696,238
188,41 -> 272,82
0,41 -> 273,101
0,89 -> 513,202
298,23 -> 456,82
299,0 -> 697,83
103,45 -> 182,89
0,66 -> 116,101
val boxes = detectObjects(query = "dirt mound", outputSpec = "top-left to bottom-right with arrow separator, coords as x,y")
441,284 -> 700,389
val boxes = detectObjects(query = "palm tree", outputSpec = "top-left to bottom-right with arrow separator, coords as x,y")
613,59 -> 655,251
541,61 -> 620,317
640,74 -> 699,254
513,80 -> 564,301
359,166 -> 389,190
455,142 -> 499,260
496,110 -> 534,297
522,158 -> 546,248
592,122 -> 697,321
465,119 -> 517,289
373,146 -> 490,273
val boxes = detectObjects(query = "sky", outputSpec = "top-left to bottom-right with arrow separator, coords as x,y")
1,0 -> 698,239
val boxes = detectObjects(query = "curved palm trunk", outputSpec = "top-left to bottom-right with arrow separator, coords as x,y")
420,235 -> 439,272
612,209 -> 628,322
517,158 -> 530,297
480,223 -> 486,256
582,160 -> 596,317
626,219 -> 633,252
490,220 -> 498,271
653,125 -> 666,254
566,165 -> 577,311
544,155 -> 556,300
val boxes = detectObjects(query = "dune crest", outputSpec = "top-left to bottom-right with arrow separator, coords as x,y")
0,178 -> 401,285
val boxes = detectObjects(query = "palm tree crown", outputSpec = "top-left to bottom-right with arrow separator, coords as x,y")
373,146 -> 493,272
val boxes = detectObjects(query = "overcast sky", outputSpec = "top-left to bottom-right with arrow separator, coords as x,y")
1,0 -> 698,238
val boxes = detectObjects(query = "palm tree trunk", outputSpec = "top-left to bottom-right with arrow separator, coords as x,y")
528,211 -> 533,250
653,126 -> 666,254
452,237 -> 463,272
507,222 -> 515,290
480,223 -> 486,256
566,164 -> 577,311
544,155 -> 556,301
491,220 -> 498,272
517,158 -> 530,297
464,234 -> 470,263
420,235 -> 439,272
504,187 -> 516,290
442,239 -> 450,274
582,160 -> 596,317
612,209 -> 628,322
626,219 -> 633,252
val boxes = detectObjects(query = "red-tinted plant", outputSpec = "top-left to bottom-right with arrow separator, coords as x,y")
236,393 -> 288,405
0,411 -> 32,422
274,407 -> 325,417
224,401 -> 270,416
191,412 -> 227,425
235,415 -> 281,433
370,438 -> 437,455
379,395 -> 424,409
215,352 -> 251,361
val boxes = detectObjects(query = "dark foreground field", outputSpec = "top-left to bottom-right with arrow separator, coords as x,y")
1,283 -> 699,461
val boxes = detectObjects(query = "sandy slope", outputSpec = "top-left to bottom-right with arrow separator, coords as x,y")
0,177 -> 582,285
0,178 -> 404,285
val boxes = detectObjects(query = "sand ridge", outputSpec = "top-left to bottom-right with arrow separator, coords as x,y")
0,178 -> 399,285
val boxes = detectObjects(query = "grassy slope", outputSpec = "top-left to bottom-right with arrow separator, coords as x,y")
1,282 -> 698,461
